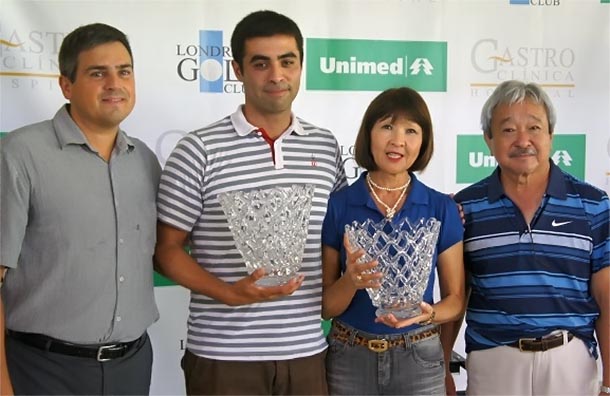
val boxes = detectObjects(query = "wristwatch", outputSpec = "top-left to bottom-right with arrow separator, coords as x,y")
600,385 -> 610,394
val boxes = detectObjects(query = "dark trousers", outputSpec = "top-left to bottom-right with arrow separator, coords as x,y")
182,349 -> 328,395
6,332 -> 153,395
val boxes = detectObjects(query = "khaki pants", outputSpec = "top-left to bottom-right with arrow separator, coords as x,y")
466,335 -> 598,395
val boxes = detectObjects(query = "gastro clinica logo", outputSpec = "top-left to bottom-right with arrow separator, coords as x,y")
176,30 -> 243,94
456,134 -> 585,184
469,38 -> 575,97
1,28 -> 62,91
306,38 -> 447,91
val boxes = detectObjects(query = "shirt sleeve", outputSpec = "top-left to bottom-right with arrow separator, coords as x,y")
322,193 -> 342,251
331,140 -> 348,193
587,192 -> 610,273
156,133 -> 207,232
0,137 -> 31,268
436,193 -> 464,255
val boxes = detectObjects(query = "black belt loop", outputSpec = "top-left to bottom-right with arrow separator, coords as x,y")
402,332 -> 411,349
44,338 -> 53,352
7,330 -> 143,361
347,327 -> 358,347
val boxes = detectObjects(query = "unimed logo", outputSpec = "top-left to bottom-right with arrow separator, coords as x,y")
306,38 -> 447,91
456,134 -> 585,184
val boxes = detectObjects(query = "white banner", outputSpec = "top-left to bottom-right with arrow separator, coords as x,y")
2,1 -> 608,393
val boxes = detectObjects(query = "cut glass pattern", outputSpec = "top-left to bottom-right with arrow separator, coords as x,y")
345,217 -> 441,319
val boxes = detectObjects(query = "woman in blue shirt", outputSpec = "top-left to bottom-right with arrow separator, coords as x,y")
321,87 -> 465,395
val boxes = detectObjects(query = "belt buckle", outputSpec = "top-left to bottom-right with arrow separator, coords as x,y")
96,344 -> 120,362
518,337 -> 537,352
367,339 -> 388,353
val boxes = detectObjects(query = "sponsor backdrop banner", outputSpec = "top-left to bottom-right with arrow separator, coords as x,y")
2,0 -> 608,393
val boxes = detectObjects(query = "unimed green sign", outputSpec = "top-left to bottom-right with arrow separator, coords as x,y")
306,38 -> 447,91
456,134 -> 586,184
154,272 -> 176,287
456,135 -> 495,184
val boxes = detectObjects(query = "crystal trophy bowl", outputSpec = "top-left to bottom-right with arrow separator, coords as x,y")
218,184 -> 315,286
345,217 -> 441,319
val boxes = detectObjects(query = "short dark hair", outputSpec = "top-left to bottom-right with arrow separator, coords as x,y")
59,23 -> 132,83
354,87 -> 435,173
230,10 -> 304,69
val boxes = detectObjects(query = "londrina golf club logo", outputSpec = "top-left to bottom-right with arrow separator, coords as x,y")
306,38 -> 447,92
176,30 -> 243,94
456,134 -> 585,184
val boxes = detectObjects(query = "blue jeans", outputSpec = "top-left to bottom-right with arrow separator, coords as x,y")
326,321 -> 445,395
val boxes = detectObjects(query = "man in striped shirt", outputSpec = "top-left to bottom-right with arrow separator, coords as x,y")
154,10 -> 347,395
453,80 -> 609,395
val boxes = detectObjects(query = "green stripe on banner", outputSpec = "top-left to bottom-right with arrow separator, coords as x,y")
154,271 -> 177,287
0,132 -> 8,138
321,319 -> 332,336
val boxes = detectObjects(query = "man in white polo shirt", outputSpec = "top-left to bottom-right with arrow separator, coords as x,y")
154,10 -> 347,395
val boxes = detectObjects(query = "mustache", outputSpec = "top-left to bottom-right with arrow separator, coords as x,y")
509,147 -> 537,157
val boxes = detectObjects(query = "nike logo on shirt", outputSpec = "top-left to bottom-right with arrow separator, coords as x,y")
551,220 -> 572,227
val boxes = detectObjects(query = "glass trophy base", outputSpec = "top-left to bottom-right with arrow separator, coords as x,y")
255,274 -> 296,287
376,304 -> 422,320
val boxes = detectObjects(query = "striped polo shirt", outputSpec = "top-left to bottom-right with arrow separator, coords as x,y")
454,161 -> 609,357
157,106 -> 347,361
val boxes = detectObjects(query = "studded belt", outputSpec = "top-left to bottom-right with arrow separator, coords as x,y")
330,320 -> 440,353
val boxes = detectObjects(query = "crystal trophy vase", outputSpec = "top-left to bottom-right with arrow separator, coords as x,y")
218,184 -> 315,286
345,217 -> 441,319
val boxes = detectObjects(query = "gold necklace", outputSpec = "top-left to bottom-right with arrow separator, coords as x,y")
366,174 -> 410,220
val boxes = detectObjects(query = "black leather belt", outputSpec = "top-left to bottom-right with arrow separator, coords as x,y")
7,330 -> 144,362
508,332 -> 573,352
